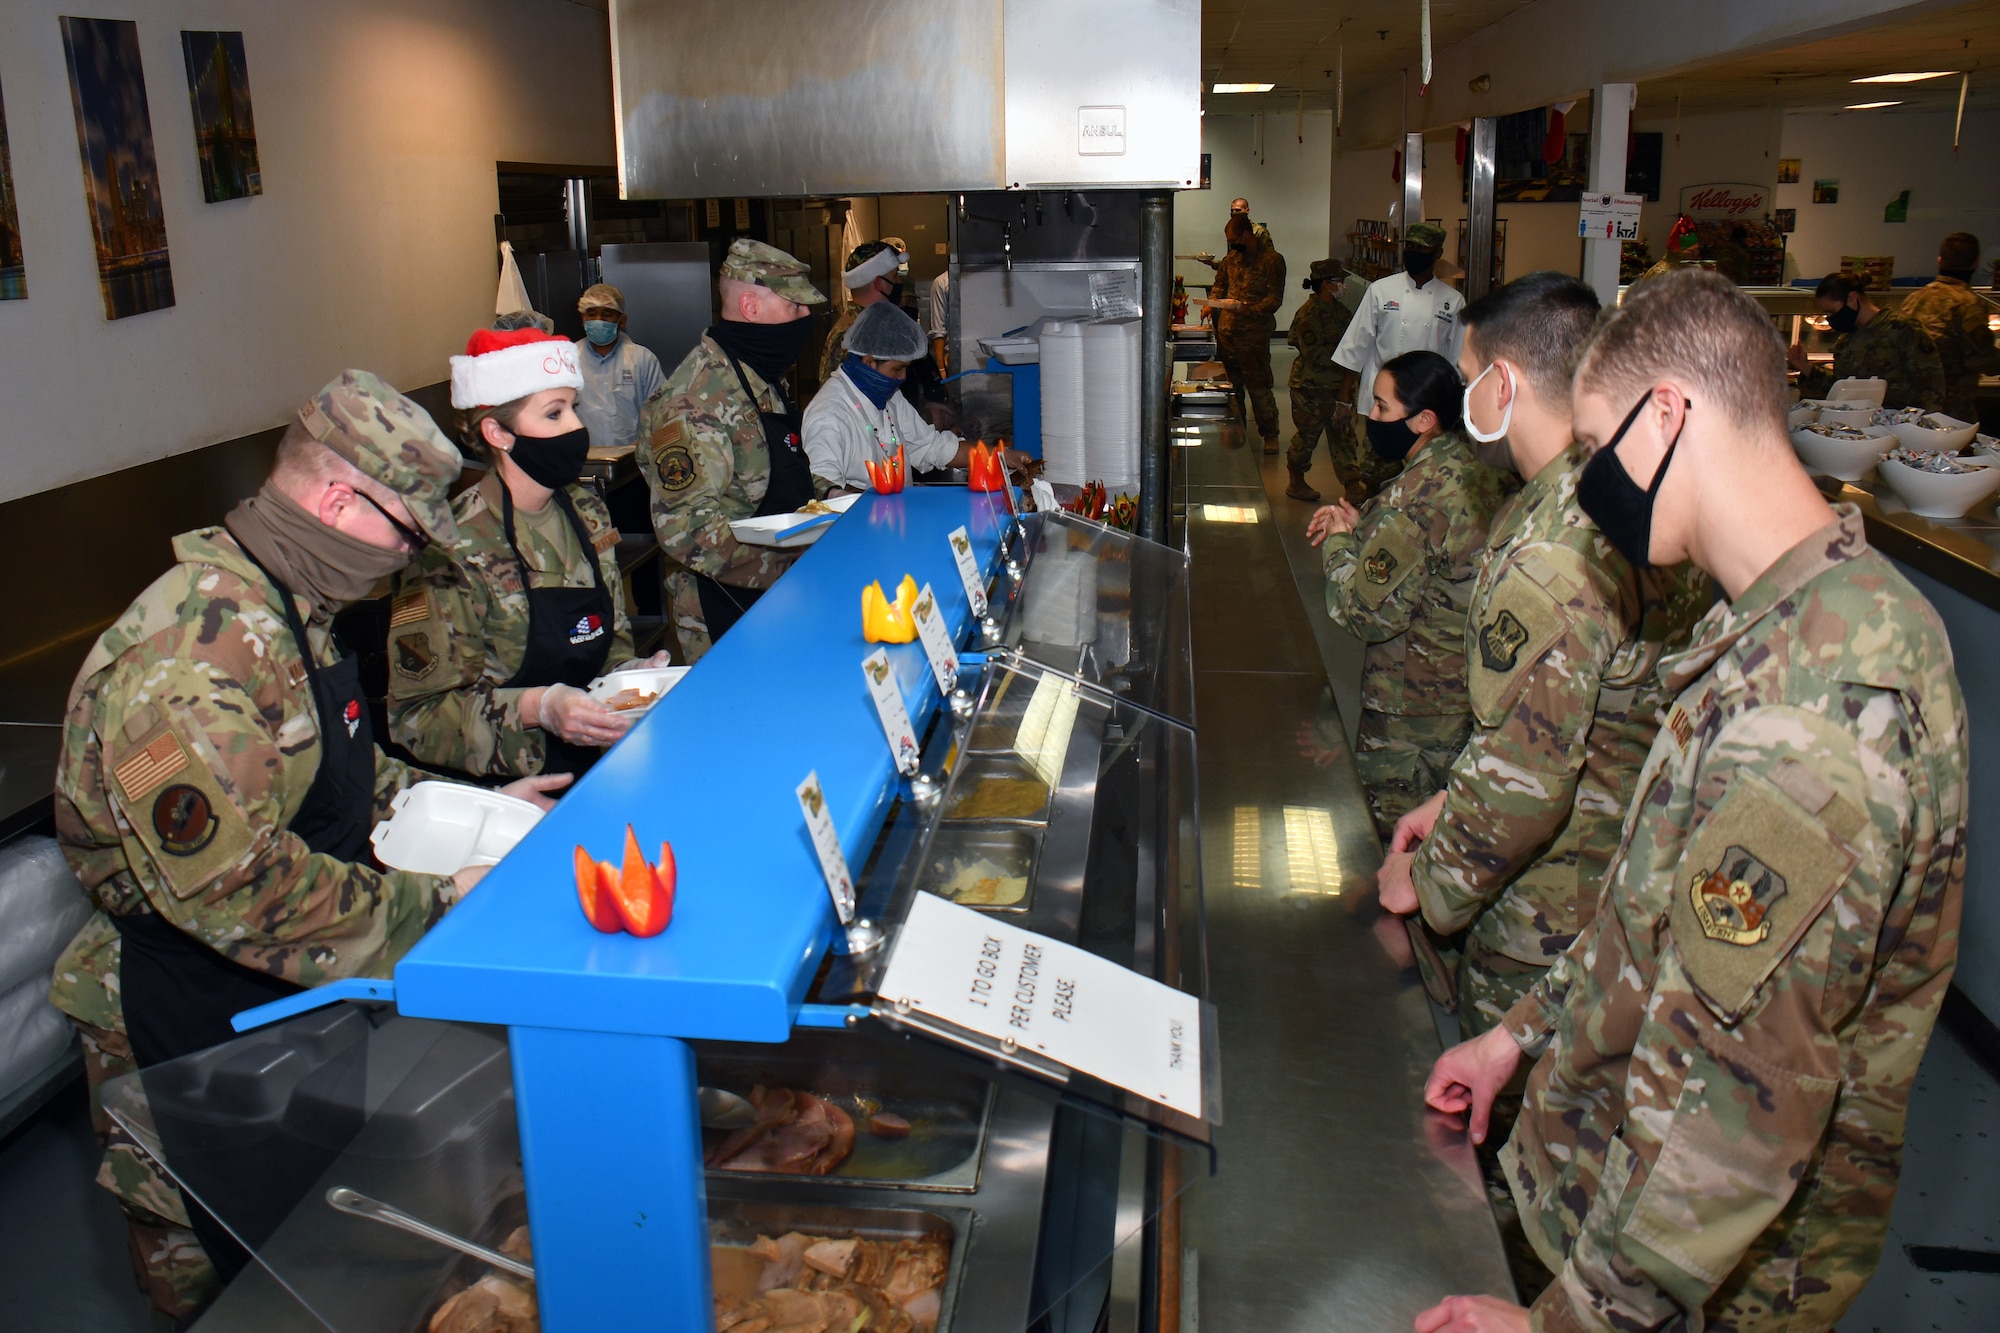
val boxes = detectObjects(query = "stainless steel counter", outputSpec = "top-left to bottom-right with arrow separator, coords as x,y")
1817,474 -> 2000,613
1177,421 -> 1514,1325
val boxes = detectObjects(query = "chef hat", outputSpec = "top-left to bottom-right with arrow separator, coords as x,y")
450,328 -> 584,409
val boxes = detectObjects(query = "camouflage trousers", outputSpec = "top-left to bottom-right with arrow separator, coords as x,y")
75,1020 -> 221,1322
663,564 -> 712,664
1217,329 -> 1279,443
1354,709 -> 1472,845
1285,384 -> 1356,478
1336,409 -> 1406,498
1458,937 -> 1550,1041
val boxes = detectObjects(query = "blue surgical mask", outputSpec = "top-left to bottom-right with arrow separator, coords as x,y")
843,354 -> 902,409
583,319 -> 619,347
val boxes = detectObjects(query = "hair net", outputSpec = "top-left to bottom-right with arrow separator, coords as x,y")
843,301 -> 929,361
492,308 -> 555,334
578,283 -> 625,313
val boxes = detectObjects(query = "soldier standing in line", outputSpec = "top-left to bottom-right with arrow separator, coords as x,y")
1308,350 -> 1505,841
389,328 -> 666,781
1188,196 -> 1273,269
46,373 -> 566,1321
1375,273 -> 1712,1037
1901,232 -> 1999,424
1284,258 -> 1359,502
1420,267 -> 1967,1333
1204,214 -> 1288,453
1332,222 -> 1463,496
637,238 -> 826,661
1787,271 -> 1946,411
818,238 -> 908,385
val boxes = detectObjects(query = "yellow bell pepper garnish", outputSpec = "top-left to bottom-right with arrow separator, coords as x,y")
862,576 -> 920,643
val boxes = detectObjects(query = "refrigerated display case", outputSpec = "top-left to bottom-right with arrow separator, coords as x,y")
107,486 -> 1213,1333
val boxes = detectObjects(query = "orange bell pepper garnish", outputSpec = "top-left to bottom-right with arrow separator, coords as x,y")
968,439 -> 1006,492
574,826 -> 675,937
867,442 -> 908,494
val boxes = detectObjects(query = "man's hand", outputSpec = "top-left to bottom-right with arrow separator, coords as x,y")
1005,449 -> 1040,480
1414,1295 -> 1531,1333
1202,298 -> 1244,312
1424,1025 -> 1525,1145
500,772 -> 574,811
1306,499 -> 1361,546
1391,791 -> 1448,854
529,683 -> 634,748
1785,342 -> 1809,373
447,862 -> 490,905
1377,851 -> 1419,915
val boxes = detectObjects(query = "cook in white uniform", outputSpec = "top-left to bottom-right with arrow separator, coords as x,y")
572,282 -> 665,450
1330,222 -> 1464,409
803,303 -> 1032,492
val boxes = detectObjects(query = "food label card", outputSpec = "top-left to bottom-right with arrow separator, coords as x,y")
879,893 -> 1205,1119
862,649 -> 921,776
910,583 -> 959,694
948,525 -> 988,616
795,771 -> 855,924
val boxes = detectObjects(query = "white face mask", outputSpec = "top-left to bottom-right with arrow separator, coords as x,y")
1462,360 -> 1515,444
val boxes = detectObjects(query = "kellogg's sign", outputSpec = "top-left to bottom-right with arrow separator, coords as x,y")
1679,183 -> 1769,219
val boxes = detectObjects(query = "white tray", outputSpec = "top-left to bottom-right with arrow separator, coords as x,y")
729,493 -> 860,548
370,783 -> 544,876
585,664 -> 690,714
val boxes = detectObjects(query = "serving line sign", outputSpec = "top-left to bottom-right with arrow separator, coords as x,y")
877,893 -> 1204,1118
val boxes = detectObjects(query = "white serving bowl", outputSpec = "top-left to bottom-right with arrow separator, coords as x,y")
1789,424 -> 1891,481
1815,403 -> 1878,430
1973,433 -> 2000,460
1786,402 -> 1819,431
370,783 -> 544,875
1876,456 -> 2000,519
1887,413 -> 1979,453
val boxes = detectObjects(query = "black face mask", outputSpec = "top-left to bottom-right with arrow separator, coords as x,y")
1827,303 -> 1860,335
1403,249 -> 1437,279
1576,390 -> 1686,570
884,282 -> 905,308
708,315 -> 815,382
505,425 -> 591,489
1365,413 -> 1421,462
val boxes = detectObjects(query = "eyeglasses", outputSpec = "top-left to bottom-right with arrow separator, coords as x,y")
357,490 -> 428,552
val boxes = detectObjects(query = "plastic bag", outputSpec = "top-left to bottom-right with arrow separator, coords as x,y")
0,836 -> 93,997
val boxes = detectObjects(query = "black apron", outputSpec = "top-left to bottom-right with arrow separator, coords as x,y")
497,484 -> 617,779
693,351 -> 814,640
113,549 -> 377,1280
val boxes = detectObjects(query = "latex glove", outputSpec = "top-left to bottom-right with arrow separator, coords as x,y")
1424,1025 -> 1526,1146
500,771 -> 575,811
531,683 -> 633,748
1413,1295 -> 1531,1333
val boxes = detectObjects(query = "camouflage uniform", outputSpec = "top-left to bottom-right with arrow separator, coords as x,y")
1210,241 -> 1288,442
1285,291 -> 1359,483
1797,306 -> 1947,411
1410,444 -> 1713,1035
1500,507 -> 1966,1333
819,305 -> 859,385
46,371 -> 461,1318
1320,432 -> 1508,841
637,240 -> 825,663
1900,276 -> 2000,423
386,469 -> 635,777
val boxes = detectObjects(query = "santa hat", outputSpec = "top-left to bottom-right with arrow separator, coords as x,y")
450,327 -> 585,409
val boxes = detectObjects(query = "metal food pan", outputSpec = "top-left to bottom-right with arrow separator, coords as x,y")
940,753 -> 1052,824
708,1195 -> 971,1333
695,1036 -> 994,1193
923,824 -> 1041,913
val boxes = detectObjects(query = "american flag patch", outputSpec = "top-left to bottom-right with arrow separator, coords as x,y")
389,591 -> 430,628
114,732 -> 188,799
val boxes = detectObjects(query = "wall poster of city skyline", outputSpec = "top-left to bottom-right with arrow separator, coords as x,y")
60,15 -> 175,319
0,75 -> 24,300
180,30 -> 260,203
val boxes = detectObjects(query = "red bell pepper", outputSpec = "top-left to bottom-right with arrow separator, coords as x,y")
573,845 -> 622,933
967,440 -> 1006,492
574,826 -> 675,937
868,441 -> 908,494
1090,482 -> 1107,520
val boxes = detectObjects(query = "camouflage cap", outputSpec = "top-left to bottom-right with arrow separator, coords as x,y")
721,238 -> 825,306
297,370 -> 463,545
1308,258 -> 1347,283
1405,222 -> 1446,249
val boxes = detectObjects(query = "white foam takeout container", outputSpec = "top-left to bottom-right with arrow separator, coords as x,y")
1828,376 -> 1887,407
1788,424 -> 1891,482
729,492 -> 860,549
1876,455 -> 2000,520
585,664 -> 690,715
371,783 -> 544,876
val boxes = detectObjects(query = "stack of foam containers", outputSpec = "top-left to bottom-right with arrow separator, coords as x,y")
1038,320 -> 1089,486
1081,318 -> 1142,495
0,837 -> 94,1100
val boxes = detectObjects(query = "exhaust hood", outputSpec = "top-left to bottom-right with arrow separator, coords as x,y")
609,0 -> 1200,197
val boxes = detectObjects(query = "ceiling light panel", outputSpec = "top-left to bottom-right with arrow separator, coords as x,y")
1844,100 -> 1904,109
1211,82 -> 1276,93
1851,70 -> 1958,83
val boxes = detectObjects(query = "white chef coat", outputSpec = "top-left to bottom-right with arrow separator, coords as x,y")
803,368 -> 962,490
573,332 -> 666,450
925,271 -> 951,341
1330,271 -> 1465,403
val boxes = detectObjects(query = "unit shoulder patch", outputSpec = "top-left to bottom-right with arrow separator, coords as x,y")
1669,767 -> 1859,1022
1467,574 -> 1567,727
394,630 -> 439,680
1353,519 -> 1423,610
